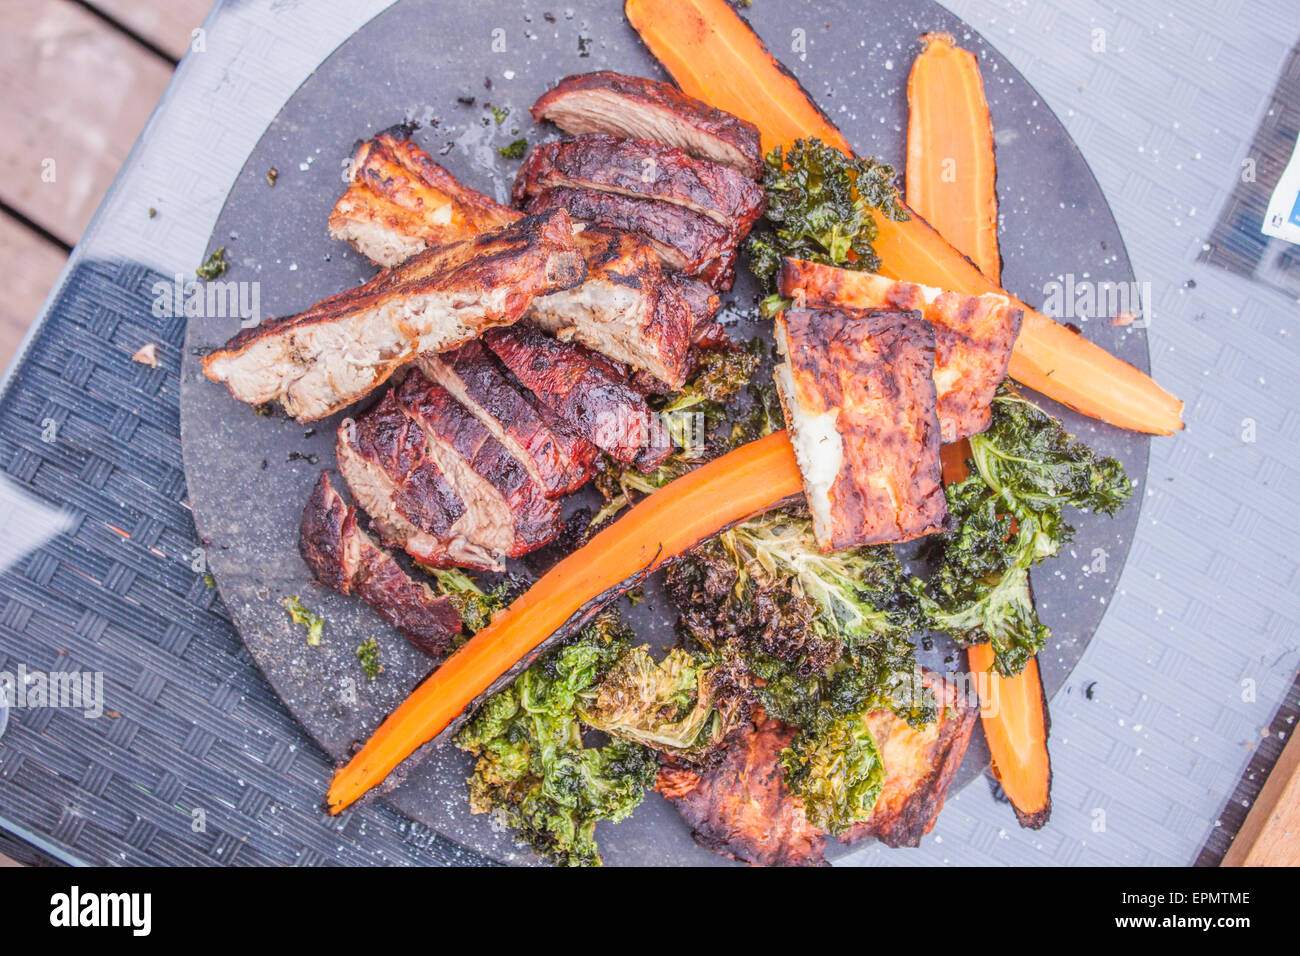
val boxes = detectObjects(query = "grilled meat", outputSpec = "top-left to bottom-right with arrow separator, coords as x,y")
531,71 -> 763,178
335,374 -> 563,572
417,341 -> 596,498
329,126 -> 521,267
483,322 -> 673,471
780,259 -> 1023,442
669,273 -> 727,347
656,709 -> 829,867
202,210 -> 586,422
658,676 -> 978,865
298,471 -> 464,657
513,134 -> 765,233
528,228 -> 694,388
524,186 -> 738,289
774,306 -> 949,550
845,675 -> 979,848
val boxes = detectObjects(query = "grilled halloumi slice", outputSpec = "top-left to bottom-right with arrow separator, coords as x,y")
779,259 -> 1023,442
774,306 -> 949,551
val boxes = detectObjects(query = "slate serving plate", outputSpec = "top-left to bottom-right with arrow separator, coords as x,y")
179,0 -> 1150,865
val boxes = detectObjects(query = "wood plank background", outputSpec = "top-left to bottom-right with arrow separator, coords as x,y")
0,0 -> 211,370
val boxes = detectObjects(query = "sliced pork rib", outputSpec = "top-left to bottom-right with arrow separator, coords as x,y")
335,375 -> 563,572
298,471 -> 464,657
528,228 -> 694,388
531,71 -> 763,178
513,135 -> 765,233
329,125 -> 521,267
524,186 -> 738,289
202,210 -> 586,422
483,323 -> 673,472
418,342 -> 597,498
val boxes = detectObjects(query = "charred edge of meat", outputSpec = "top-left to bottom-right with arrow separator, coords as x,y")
201,210 -> 587,422
512,134 -> 765,231
530,70 -> 763,178
524,187 -> 738,290
483,322 -> 674,472
298,471 -> 464,657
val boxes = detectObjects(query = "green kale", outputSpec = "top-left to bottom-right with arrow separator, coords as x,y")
281,596 -> 324,646
453,612 -> 657,866
196,247 -> 229,281
745,138 -> 908,290
355,637 -> 382,680
428,568 -> 508,633
781,706 -> 886,835
496,138 -> 527,159
923,390 -> 1132,676
578,645 -> 750,762
490,104 -> 509,125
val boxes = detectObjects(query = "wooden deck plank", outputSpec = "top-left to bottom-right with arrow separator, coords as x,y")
0,0 -> 174,245
1222,727 -> 1300,867
0,212 -> 68,372
84,0 -> 215,62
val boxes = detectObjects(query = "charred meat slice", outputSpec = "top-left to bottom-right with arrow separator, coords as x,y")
531,71 -> 763,178
774,307 -> 949,550
527,228 -> 694,388
524,186 -> 738,289
298,472 -> 463,657
417,341 -> 596,498
329,125 -> 521,267
669,273 -> 728,349
483,322 -> 673,471
656,710 -> 829,867
393,369 -> 563,559
845,675 -> 979,848
780,260 -> 1024,442
202,210 -> 586,422
513,135 -> 765,232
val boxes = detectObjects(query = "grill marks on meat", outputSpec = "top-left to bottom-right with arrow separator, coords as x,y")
298,472 -> 463,657
779,259 -> 1023,442
775,307 -> 950,550
531,71 -> 763,178
528,228 -> 695,388
484,322 -> 673,471
513,135 -> 765,232
393,370 -> 562,557
417,341 -> 596,498
656,710 -> 829,867
202,210 -> 586,422
329,126 -> 521,267
525,186 -> 738,289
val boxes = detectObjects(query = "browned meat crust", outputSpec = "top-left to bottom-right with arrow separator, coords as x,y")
656,710 -> 829,867
417,341 -> 596,498
528,228 -> 695,388
201,210 -> 586,422
513,135 -> 765,232
328,125 -> 521,267
524,186 -> 739,289
483,322 -> 673,471
775,307 -> 949,550
668,273 -> 726,347
393,370 -> 563,558
779,259 -> 1023,442
531,71 -> 763,178
298,471 -> 463,657
845,675 -> 979,848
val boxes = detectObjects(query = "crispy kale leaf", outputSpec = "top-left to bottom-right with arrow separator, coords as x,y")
781,707 -> 886,835
281,596 -> 324,646
578,645 -> 750,762
923,390 -> 1133,676
745,138 -> 909,290
428,567 -> 509,633
453,612 -> 657,867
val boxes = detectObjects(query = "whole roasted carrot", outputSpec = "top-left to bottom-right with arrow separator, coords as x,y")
626,0 -> 1183,435
326,431 -> 803,813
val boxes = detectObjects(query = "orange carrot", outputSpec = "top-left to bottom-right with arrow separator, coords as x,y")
906,32 -> 1001,282
626,0 -> 1183,435
326,431 -> 803,813
967,643 -> 1053,828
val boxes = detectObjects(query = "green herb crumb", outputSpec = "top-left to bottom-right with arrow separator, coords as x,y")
355,638 -> 382,680
497,138 -> 527,160
196,247 -> 229,281
282,596 -> 324,646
